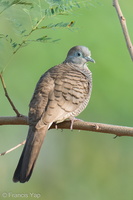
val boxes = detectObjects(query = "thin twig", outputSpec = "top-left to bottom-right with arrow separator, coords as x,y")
113,0 -> 133,61
0,73 -> 21,117
0,140 -> 26,156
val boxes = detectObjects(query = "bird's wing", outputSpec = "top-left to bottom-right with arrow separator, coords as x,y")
34,63 -> 90,128
28,69 -> 55,126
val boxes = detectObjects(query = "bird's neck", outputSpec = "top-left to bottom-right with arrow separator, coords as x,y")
63,62 -> 92,79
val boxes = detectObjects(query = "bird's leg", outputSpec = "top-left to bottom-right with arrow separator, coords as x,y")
52,122 -> 58,129
55,123 -> 58,129
69,117 -> 83,130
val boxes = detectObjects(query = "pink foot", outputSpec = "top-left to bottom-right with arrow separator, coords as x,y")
69,117 -> 83,130
55,123 -> 58,129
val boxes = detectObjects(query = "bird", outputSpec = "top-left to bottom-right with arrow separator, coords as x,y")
13,45 -> 95,183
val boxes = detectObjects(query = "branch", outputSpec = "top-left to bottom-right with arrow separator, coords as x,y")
0,140 -> 26,156
113,0 -> 133,61
0,115 -> 133,137
0,73 -> 21,116
0,116 -> 28,125
1,116 -> 133,156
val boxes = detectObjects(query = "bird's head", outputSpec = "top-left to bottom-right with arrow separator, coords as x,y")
64,46 -> 95,65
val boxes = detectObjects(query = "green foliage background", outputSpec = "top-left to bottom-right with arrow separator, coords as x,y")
0,0 -> 133,199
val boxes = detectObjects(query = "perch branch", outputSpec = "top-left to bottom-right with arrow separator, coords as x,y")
0,115 -> 133,137
0,116 -> 28,125
1,116 -> 133,156
0,73 -> 21,117
113,0 -> 133,61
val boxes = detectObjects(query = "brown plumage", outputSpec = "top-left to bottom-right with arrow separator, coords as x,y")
13,46 -> 95,183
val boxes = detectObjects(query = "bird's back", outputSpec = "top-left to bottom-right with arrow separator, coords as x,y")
29,62 -> 92,126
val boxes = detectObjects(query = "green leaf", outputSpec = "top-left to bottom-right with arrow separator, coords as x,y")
36,35 -> 51,42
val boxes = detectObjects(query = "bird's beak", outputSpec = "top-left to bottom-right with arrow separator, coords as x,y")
85,56 -> 95,63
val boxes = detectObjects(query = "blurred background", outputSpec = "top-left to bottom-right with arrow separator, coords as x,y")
0,0 -> 133,199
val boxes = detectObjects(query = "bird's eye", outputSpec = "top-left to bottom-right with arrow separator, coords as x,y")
77,52 -> 82,57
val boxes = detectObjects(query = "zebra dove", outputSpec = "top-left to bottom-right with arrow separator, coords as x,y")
13,45 -> 95,183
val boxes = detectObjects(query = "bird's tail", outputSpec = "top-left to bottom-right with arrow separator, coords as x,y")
13,125 -> 48,183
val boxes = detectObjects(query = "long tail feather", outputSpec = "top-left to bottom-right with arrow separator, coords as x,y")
13,125 -> 48,183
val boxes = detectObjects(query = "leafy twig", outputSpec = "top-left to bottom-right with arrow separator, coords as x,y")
113,0 -> 133,61
0,0 -> 33,15
13,15 -> 46,54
